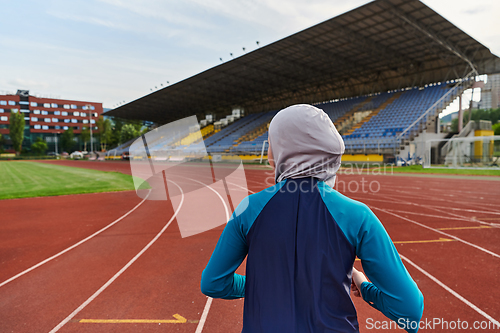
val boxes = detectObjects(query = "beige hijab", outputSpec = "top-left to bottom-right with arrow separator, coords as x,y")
268,104 -> 344,188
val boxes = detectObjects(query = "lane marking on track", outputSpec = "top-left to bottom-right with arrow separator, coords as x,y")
390,189 -> 500,212
80,314 -> 188,324
381,193 -> 500,216
400,254 -> 500,328
49,182 -> 184,333
373,207 -> 500,259
351,196 -> 500,228
393,238 -> 454,244
179,175 -> 230,333
196,297 -> 213,333
0,190 -> 151,289
438,226 -> 492,231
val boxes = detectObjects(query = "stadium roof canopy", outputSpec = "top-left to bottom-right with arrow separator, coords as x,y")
107,0 -> 500,124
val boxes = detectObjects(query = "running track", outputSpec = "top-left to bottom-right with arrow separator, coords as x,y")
1,160 -> 499,332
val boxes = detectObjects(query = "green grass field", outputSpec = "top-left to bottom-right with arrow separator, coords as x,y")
377,165 -> 500,176
0,161 -> 136,200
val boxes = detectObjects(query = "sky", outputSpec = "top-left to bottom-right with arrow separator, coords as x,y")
0,0 -> 499,115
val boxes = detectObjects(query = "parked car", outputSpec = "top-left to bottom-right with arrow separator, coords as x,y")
70,151 -> 84,159
47,152 -> 60,157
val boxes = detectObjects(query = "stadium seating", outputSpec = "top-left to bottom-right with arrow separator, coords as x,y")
343,85 -> 452,151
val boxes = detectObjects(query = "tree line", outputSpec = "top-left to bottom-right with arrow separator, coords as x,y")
5,112 -> 148,155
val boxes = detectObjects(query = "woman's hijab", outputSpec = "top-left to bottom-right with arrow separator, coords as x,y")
268,104 -> 344,188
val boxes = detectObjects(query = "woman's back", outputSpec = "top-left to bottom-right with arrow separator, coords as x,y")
244,178 -> 357,332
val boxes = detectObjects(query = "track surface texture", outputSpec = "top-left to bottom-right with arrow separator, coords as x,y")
1,160 -> 499,332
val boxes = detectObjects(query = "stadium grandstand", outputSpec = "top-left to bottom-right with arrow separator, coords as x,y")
106,0 -> 500,164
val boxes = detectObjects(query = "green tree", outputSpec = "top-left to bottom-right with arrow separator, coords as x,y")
31,137 -> 48,155
120,124 -> 139,143
81,127 -> 90,152
61,128 -> 75,152
9,111 -> 25,155
97,118 -> 112,151
493,122 -> 500,136
110,117 -> 124,147
451,108 -> 500,133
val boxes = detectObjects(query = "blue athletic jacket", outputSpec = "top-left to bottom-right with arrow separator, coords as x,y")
201,178 -> 424,332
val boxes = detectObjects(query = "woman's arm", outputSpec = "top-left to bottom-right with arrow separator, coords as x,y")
200,215 -> 247,299
355,209 -> 424,333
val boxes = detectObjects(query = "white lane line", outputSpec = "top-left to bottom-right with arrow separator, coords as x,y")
380,192 -> 500,216
180,175 -> 230,332
391,190 -> 500,212
373,207 -> 500,259
49,182 -> 184,333
350,195 -> 500,228
0,191 -> 151,289
195,297 -> 213,333
400,254 -> 500,328
381,208 -> 500,227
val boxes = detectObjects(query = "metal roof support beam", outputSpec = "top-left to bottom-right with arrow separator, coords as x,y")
382,0 -> 478,76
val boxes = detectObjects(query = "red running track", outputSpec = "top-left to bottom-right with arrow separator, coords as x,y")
0,160 -> 499,332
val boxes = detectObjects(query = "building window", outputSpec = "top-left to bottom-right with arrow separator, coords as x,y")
52,118 -> 58,122
33,110 -> 40,114
62,111 -> 68,116
74,126 -> 79,130
83,119 -> 89,124
90,119 -> 95,124
90,105 -> 95,110
63,104 -> 70,109
73,112 -> 79,116
0,109 -> 3,113
21,109 -> 30,113
31,117 -> 38,121
81,112 -> 86,117
44,118 -> 51,123
24,117 -> 30,120
0,101 -> 6,105
19,101 -> 29,105
44,103 -> 50,108
41,111 -> 48,115
55,126 -> 61,129
1,116 -> 8,121
71,119 -> 78,123
71,104 -> 77,109
8,101 -> 16,106
42,125 -> 49,130
63,126 -> 68,130
51,103 -> 58,108
34,125 -> 41,129
31,102 -> 37,107
54,111 -> 60,115
64,119 -> 70,123
12,109 -> 19,113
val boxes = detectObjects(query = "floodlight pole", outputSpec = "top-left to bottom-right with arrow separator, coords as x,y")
86,105 -> 94,153
87,105 -> 93,153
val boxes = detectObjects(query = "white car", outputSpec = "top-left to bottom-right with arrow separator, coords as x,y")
70,151 -> 84,159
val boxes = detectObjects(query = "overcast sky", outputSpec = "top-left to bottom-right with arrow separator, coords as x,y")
0,0 -> 498,114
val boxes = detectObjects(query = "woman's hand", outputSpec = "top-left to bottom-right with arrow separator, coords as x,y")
351,267 -> 368,298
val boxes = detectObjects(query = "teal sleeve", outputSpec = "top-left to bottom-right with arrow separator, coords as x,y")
200,213 -> 247,299
200,181 -> 286,299
357,208 -> 424,333
317,182 -> 424,333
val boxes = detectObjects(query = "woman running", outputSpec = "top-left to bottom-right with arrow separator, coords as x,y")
201,104 -> 423,332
